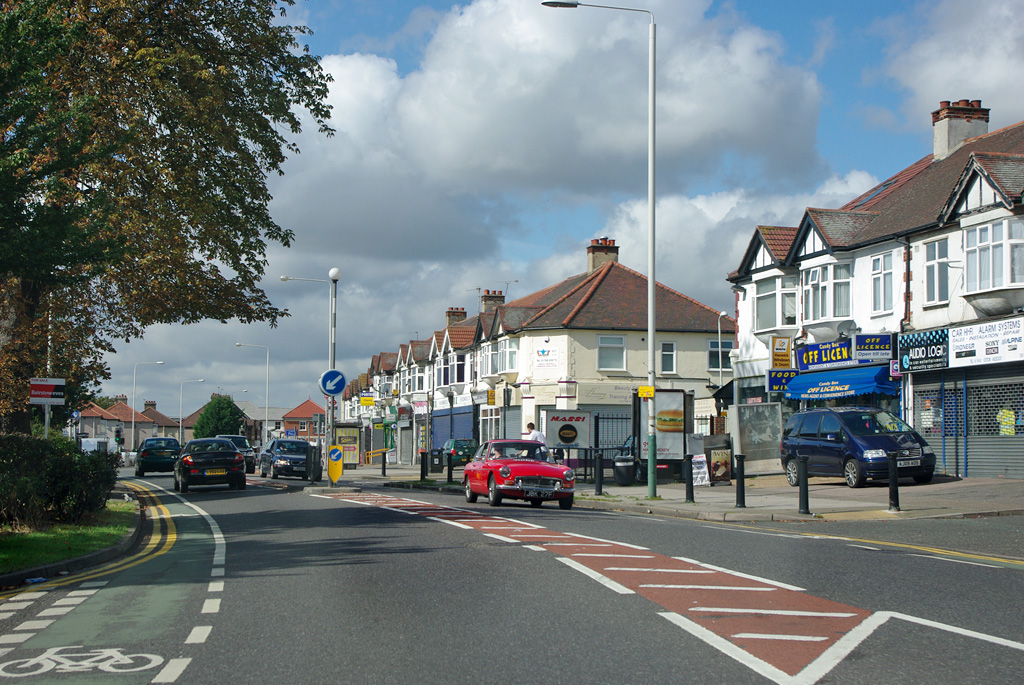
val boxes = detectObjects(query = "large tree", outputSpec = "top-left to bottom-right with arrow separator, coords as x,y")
0,0 -> 333,431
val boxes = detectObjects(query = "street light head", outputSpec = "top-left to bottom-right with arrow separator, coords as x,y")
280,275 -> 290,282
719,311 -> 727,317
198,379 -> 205,382
542,1 -> 579,7
235,342 -> 242,347
329,267 -> 341,282
156,361 -> 165,365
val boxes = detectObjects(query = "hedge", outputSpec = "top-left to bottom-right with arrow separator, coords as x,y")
0,434 -> 119,527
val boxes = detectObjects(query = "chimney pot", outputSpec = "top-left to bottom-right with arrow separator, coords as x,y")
932,99 -> 989,160
586,237 -> 620,273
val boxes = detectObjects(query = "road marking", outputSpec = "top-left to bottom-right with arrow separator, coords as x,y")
211,568 -> 225,577
185,626 -> 212,644
543,542 -> 613,547
208,582 -> 224,593
555,558 -> 634,595
0,614 -> 11,621
907,554 -> 1000,568
605,567 -> 714,574
53,597 -> 88,606
660,611 -> 792,684
36,607 -> 74,617
0,634 -> 33,645
640,584 -> 777,591
691,607 -> 857,618
201,599 -> 220,614
431,517 -> 473,529
848,544 -> 880,551
571,553 -> 655,559
67,590 -> 98,597
483,533 -> 519,543
79,581 -> 108,588
13,620 -> 53,631
151,657 -> 191,683
0,603 -> 32,611
733,633 -> 828,642
672,556 -> 805,592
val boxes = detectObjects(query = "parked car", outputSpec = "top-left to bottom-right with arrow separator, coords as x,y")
173,438 -> 247,493
134,437 -> 181,477
464,439 -> 576,509
216,434 -> 257,474
780,407 -> 936,488
259,438 -> 310,479
441,438 -> 478,467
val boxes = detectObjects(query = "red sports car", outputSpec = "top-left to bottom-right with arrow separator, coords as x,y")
463,439 -> 576,509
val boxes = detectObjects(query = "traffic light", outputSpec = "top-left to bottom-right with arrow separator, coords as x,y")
115,425 -> 123,444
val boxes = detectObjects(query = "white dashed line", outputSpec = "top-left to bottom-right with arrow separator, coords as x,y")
151,657 -> 192,683
0,634 -> 33,645
37,607 -> 74,617
640,584 -> 777,591
690,607 -> 858,618
556,558 -> 635,595
732,632 -> 828,642
52,597 -> 88,606
201,599 -> 221,614
605,567 -> 713,574
208,582 -> 224,593
14,620 -> 53,631
185,626 -> 212,644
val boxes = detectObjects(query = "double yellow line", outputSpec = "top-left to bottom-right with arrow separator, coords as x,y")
0,483 -> 177,599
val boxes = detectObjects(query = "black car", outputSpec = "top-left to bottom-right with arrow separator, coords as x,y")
173,438 -> 247,493
780,407 -> 936,488
259,438 -> 310,479
134,437 -> 180,477
216,434 -> 257,474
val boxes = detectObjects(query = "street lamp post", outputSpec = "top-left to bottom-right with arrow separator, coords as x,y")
235,343 -> 269,449
542,0 -> 657,496
131,360 -> 164,453
717,311 -> 726,391
281,268 -> 341,480
179,378 -> 205,443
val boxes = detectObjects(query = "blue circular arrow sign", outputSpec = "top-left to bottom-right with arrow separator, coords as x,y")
328,446 -> 343,462
318,369 -> 346,397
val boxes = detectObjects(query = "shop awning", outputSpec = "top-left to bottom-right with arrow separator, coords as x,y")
784,365 -> 898,400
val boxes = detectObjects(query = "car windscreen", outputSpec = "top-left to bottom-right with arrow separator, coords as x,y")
226,437 -> 250,449
487,443 -> 550,461
276,442 -> 308,455
148,439 -> 179,449
841,411 -> 913,436
190,441 -> 234,452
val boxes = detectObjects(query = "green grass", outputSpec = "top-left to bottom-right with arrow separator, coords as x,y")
0,502 -> 135,575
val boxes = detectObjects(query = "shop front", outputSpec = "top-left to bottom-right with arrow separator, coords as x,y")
784,364 -> 900,412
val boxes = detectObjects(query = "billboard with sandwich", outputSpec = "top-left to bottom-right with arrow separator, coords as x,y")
639,390 -> 692,459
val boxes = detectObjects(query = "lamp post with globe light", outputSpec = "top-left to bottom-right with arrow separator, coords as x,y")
542,0 -> 657,496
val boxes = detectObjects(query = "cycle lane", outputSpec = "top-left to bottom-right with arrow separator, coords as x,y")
325,490 -> 1024,684
0,484 -> 223,682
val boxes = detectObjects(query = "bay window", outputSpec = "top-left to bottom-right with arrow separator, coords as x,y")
754,275 -> 797,331
966,219 -> 1024,292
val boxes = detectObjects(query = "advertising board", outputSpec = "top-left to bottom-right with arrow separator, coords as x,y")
545,411 -> 591,449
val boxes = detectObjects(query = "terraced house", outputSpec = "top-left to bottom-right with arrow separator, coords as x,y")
342,239 -> 736,465
729,100 -> 1024,479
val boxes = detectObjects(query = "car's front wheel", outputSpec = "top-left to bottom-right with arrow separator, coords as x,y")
271,468 -> 278,480
913,471 -> 934,484
135,468 -> 144,478
843,459 -> 865,488
529,499 -> 543,507
784,458 -> 799,486
465,479 -> 478,503
487,476 -> 502,506
558,495 -> 574,510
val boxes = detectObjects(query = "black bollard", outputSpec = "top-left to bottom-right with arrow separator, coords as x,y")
735,453 -> 746,508
887,452 -> 901,512
684,454 -> 695,503
420,449 -> 428,482
797,454 -> 810,515
381,450 -> 387,477
447,452 -> 454,484
595,451 -> 604,496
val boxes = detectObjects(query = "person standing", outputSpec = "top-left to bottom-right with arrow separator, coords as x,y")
525,422 -> 545,443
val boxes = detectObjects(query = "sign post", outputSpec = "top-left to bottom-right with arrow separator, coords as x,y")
30,378 -> 65,439
318,370 -> 346,485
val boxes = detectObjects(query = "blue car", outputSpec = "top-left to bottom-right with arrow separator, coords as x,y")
259,438 -> 310,479
780,407 -> 936,488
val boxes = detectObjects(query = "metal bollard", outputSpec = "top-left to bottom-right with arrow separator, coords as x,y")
797,454 -> 810,515
595,451 -> 604,496
734,453 -> 746,508
420,450 -> 428,482
683,454 -> 694,503
447,453 -> 454,484
887,452 -> 901,512
381,450 -> 387,477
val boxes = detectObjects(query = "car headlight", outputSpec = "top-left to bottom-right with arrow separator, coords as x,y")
863,449 -> 886,460
275,458 -> 289,465
922,445 -> 934,455
563,469 -> 576,482
499,466 -> 511,478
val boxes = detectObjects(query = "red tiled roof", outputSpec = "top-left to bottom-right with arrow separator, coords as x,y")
105,401 -> 151,425
757,226 -> 799,262
283,399 -> 325,420
82,402 -> 119,421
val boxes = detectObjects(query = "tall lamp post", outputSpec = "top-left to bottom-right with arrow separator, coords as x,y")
542,0 -> 657,496
131,360 -> 164,452
281,268 -> 341,477
236,343 -> 269,449
179,378 -> 205,443
717,311 -> 727,391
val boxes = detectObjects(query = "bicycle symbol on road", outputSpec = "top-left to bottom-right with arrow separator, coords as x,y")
0,646 -> 163,677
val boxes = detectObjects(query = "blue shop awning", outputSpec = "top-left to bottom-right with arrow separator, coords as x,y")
784,365 -> 898,400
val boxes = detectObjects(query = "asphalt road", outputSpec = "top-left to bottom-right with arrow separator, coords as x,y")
0,472 -> 1021,683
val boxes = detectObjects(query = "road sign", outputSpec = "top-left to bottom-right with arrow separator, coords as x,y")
30,377 -> 65,405
318,369 -> 346,396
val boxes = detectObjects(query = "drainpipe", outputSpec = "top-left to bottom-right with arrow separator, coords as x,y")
900,236 -> 912,333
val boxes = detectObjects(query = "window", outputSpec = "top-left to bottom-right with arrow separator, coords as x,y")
819,414 -> 841,436
872,252 -> 893,313
708,339 -> 733,370
498,338 -> 518,372
299,421 -> 307,431
925,239 -> 949,304
447,353 -> 465,384
965,219 -> 1024,292
597,335 -> 626,371
660,342 -> 676,374
832,264 -> 852,317
802,266 -> 829,321
754,275 -> 797,331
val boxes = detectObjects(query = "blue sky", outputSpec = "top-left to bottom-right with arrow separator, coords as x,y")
103,0 -> 1024,421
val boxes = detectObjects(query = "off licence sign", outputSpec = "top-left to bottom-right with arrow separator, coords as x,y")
30,377 -> 65,405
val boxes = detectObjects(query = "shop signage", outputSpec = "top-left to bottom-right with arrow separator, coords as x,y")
534,347 -> 559,369
949,316 -> 1024,368
29,378 -> 65,405
797,339 -> 858,371
765,368 -> 798,393
854,334 -> 893,361
545,411 -> 591,449
771,336 -> 792,368
898,328 -> 948,372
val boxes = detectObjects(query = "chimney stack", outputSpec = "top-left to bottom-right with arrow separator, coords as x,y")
481,290 -> 505,313
932,99 -> 989,160
446,306 -> 467,327
114,394 -> 127,404
144,400 -> 156,411
587,237 -> 619,273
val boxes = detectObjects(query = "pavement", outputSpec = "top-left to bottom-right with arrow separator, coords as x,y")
326,462 -> 1024,523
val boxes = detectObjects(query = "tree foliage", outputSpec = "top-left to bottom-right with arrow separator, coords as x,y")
0,0 -> 333,430
192,395 -> 244,438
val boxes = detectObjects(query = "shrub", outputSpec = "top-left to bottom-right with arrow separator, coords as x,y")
0,433 -> 119,526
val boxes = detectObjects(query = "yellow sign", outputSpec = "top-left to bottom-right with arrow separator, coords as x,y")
360,392 -> 374,406
638,385 -> 655,398
771,336 -> 792,368
487,389 -> 495,406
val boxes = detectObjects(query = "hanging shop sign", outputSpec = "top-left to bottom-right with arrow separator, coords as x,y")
771,336 -> 792,368
898,328 -> 948,372
797,339 -> 858,372
854,334 -> 893,361
949,316 -> 1024,368
766,368 -> 798,393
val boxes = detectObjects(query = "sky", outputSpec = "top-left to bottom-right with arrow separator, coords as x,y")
100,0 -> 1024,420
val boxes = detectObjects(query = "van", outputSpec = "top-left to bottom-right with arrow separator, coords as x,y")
780,407 -> 935,488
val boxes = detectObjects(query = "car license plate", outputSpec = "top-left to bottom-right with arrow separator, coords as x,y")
525,490 -> 545,498
206,468 -> 227,475
897,459 -> 920,468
